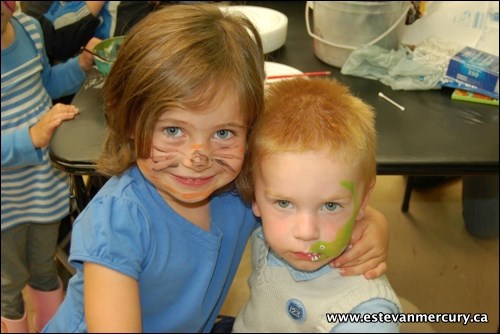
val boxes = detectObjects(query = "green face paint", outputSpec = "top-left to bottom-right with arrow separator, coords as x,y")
308,180 -> 359,261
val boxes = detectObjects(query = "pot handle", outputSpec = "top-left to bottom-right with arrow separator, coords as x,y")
305,1 -> 411,50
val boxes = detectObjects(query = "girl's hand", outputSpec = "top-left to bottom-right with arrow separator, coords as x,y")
29,103 -> 79,148
331,205 -> 389,279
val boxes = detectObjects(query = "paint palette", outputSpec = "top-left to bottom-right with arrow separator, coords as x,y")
93,36 -> 125,75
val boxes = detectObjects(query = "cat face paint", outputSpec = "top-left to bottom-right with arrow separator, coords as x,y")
190,150 -> 210,170
151,142 -> 244,175
137,94 -> 247,209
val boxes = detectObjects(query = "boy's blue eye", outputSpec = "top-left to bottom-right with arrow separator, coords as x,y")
215,130 -> 233,139
277,200 -> 291,209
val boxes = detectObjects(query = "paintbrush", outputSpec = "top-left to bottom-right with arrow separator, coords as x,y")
266,71 -> 331,80
80,47 -> 111,62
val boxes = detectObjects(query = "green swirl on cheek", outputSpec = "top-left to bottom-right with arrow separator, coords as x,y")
309,181 -> 359,259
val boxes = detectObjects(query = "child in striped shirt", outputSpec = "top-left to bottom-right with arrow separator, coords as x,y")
1,1 -> 97,332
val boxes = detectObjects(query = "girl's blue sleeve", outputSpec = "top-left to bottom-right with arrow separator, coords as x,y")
29,16 -> 85,100
1,126 -> 44,168
69,195 -> 151,280
330,298 -> 400,333
41,55 -> 85,100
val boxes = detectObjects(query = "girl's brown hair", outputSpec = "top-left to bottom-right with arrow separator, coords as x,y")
97,3 -> 265,176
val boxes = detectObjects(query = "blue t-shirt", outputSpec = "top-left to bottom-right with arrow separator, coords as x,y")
43,166 -> 257,332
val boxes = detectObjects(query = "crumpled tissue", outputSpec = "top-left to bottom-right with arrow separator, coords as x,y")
340,45 -> 442,90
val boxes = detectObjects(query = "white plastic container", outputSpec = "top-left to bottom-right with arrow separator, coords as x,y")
306,1 -> 411,68
223,5 -> 288,54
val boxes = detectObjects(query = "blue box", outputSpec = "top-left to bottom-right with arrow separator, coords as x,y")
442,47 -> 499,99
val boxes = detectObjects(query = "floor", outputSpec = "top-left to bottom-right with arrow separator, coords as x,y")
219,175 -> 499,333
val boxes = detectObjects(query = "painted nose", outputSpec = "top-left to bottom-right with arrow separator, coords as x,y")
293,213 -> 320,241
184,149 -> 212,172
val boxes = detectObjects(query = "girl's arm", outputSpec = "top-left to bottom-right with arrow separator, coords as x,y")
332,205 -> 389,279
84,262 -> 142,332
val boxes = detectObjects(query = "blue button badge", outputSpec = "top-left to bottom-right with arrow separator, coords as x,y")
286,298 -> 306,322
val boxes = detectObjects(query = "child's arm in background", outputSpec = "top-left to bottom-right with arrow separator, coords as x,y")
78,37 -> 101,72
29,103 -> 80,149
1,103 -> 79,168
26,1 -> 105,63
333,205 -> 389,279
84,262 -> 142,332
41,37 -> 99,100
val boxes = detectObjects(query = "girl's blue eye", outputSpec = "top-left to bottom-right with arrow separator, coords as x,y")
165,127 -> 182,137
215,129 -> 233,139
324,202 -> 340,212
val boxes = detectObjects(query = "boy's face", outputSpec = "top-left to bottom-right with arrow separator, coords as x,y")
137,93 -> 247,215
252,149 -> 370,272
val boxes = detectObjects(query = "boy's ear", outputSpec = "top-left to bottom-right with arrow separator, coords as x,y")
356,179 -> 376,221
252,202 -> 261,217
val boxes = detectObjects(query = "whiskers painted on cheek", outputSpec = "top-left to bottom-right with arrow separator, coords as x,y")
151,146 -> 180,171
212,153 -> 243,173
153,145 -> 182,155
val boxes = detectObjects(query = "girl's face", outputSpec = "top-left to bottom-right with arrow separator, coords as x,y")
137,93 -> 247,212
252,149 -> 369,272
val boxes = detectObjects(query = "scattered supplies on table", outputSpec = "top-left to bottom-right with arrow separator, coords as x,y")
378,92 -> 405,111
451,89 -> 499,106
442,47 -> 499,99
340,38 -> 458,91
305,1 -> 411,68
338,1 -> 499,104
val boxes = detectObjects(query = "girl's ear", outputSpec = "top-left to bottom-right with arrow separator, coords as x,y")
356,179 -> 376,221
252,202 -> 261,217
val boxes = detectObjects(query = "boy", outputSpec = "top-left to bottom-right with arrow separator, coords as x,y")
234,78 -> 401,332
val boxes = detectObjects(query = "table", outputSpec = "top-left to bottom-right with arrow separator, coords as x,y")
50,1 -> 498,225
50,69 -> 107,213
257,1 -> 499,176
